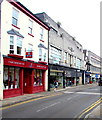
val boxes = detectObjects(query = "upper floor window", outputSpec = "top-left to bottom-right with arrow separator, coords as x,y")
17,36 -> 22,54
27,44 -> 33,52
39,48 -> 42,61
64,52 -> 67,63
40,27 -> 44,40
12,8 -> 19,26
49,46 -> 62,64
28,20 -> 33,34
9,35 -> 23,55
43,53 -> 46,61
10,36 -> 14,54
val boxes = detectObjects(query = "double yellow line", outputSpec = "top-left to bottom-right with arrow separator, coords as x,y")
0,92 -> 63,110
77,97 -> 102,119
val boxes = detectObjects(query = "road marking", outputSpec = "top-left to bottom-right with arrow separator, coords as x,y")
36,102 -> 61,112
64,91 -> 101,95
1,93 -> 63,110
75,97 -> 102,120
64,91 -> 74,94
76,92 -> 101,95
67,95 -> 79,101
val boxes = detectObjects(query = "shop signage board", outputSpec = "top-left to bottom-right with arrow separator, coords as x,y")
4,57 -> 48,70
26,52 -> 33,58
4,57 -> 25,67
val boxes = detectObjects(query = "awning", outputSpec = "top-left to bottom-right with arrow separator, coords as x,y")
38,43 -> 47,49
7,29 -> 24,38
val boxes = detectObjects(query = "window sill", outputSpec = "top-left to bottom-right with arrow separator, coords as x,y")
40,39 -> 44,42
38,61 -> 47,65
28,33 -> 34,37
12,24 -> 20,29
8,54 -> 23,59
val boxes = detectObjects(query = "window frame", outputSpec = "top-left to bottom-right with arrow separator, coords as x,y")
12,8 -> 19,27
28,19 -> 33,35
40,27 -> 44,40
9,35 -> 23,55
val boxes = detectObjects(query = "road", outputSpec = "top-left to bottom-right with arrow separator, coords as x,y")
2,84 -> 101,119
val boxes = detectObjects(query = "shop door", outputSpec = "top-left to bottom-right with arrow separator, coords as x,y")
23,69 -> 32,94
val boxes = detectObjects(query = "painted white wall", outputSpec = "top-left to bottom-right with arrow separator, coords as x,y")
1,0 -> 48,62
0,0 -> 49,99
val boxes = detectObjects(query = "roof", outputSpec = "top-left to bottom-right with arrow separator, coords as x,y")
38,43 -> 47,49
7,29 -> 24,38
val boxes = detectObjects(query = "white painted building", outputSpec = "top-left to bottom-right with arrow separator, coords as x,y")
0,0 -> 50,99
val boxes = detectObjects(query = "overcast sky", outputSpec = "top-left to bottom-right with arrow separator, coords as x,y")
19,0 -> 100,56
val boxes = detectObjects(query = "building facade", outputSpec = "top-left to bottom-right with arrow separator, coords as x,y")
0,0 -> 50,99
83,50 -> 101,84
35,12 -> 85,90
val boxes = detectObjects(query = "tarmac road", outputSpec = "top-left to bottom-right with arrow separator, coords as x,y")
2,85 -> 101,119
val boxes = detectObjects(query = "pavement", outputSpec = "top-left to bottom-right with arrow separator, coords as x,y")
0,83 -> 101,119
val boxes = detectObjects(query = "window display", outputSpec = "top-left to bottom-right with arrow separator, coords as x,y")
34,69 -> 43,86
3,67 -> 8,89
3,66 -> 20,90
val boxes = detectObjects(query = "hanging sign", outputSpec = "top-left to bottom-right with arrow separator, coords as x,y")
26,52 -> 33,58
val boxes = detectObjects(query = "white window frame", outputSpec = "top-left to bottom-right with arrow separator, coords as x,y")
12,8 -> 19,26
28,19 -> 33,34
40,27 -> 44,40
9,36 -> 14,54
9,35 -> 23,55
27,43 -> 33,52
39,48 -> 42,61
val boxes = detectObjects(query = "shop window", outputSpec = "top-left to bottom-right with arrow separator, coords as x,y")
9,67 -> 14,89
3,66 -> 20,90
3,67 -> 8,89
15,68 -> 20,88
12,8 -> 19,26
34,69 -> 43,86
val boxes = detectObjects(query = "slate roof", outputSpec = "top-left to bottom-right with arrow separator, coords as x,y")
7,29 -> 24,38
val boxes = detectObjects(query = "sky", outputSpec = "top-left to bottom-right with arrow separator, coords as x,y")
19,0 -> 100,56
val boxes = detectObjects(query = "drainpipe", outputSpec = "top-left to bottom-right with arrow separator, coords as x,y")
48,30 -> 50,91
0,0 -> 4,101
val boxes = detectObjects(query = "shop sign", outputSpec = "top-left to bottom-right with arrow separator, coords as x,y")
36,64 -> 48,70
26,52 -> 33,58
95,74 -> 99,78
4,57 -> 25,67
50,72 -> 57,76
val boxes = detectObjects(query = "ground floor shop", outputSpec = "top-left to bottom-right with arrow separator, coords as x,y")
48,64 -> 84,90
85,72 -> 100,84
3,55 -> 48,99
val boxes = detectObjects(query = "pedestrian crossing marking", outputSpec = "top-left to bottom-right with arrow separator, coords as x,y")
64,91 -> 101,95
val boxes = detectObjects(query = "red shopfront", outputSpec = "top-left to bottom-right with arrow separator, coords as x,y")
3,56 -> 48,99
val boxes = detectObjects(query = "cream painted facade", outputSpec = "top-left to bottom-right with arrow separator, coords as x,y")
0,0 -> 49,99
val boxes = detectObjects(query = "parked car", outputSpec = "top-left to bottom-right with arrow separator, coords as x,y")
98,80 -> 102,86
